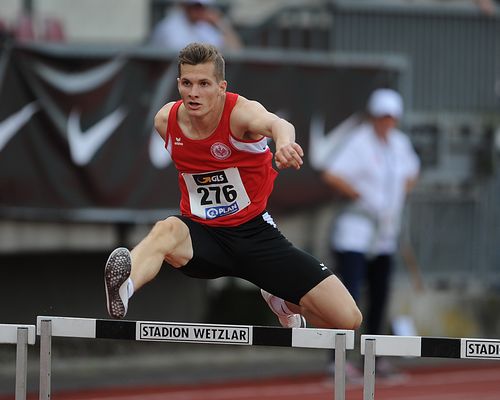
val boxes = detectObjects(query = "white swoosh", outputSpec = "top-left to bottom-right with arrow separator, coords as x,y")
0,102 -> 39,151
35,58 -> 125,94
67,108 -> 127,166
149,128 -> 172,169
147,62 -> 178,169
308,112 -> 362,170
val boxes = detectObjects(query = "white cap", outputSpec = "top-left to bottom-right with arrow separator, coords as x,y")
367,88 -> 403,119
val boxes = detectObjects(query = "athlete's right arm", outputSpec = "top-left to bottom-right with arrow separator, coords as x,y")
154,102 -> 176,142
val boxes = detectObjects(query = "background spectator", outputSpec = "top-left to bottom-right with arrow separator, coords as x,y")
322,88 -> 420,376
150,0 -> 242,51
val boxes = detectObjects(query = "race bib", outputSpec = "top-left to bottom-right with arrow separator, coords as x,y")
182,167 -> 251,220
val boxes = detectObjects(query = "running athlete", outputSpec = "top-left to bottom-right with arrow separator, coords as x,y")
104,42 -> 362,330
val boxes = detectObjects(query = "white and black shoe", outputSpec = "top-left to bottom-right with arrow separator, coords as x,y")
260,289 -> 307,328
104,247 -> 131,319
278,314 -> 307,329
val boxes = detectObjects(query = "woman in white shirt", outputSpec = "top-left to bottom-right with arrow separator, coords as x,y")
322,88 -> 419,337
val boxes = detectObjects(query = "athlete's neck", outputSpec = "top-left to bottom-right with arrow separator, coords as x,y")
182,94 -> 226,140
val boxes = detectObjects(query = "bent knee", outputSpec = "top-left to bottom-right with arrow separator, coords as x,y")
341,306 -> 363,330
325,304 -> 362,330
332,295 -> 363,330
151,216 -> 188,239
150,217 -> 192,267
301,275 -> 363,330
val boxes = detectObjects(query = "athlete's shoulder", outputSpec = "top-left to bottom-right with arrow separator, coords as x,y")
154,101 -> 177,140
157,101 -> 177,118
230,95 -> 266,130
232,94 -> 267,116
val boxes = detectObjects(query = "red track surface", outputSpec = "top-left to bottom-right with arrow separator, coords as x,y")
9,362 -> 500,400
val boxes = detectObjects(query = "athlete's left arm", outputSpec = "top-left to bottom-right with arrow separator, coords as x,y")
231,97 -> 304,170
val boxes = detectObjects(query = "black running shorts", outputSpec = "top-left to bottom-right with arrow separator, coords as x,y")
175,212 -> 333,305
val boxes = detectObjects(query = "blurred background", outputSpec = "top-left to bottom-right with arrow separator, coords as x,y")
0,0 -> 499,395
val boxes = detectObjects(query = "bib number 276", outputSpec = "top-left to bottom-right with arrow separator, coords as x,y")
183,167 -> 251,220
197,185 -> 237,205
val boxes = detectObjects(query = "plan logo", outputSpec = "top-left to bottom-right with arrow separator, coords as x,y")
205,202 -> 239,219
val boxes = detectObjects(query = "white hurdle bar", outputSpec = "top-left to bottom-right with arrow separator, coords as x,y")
361,334 -> 500,400
0,324 -> 36,400
37,316 -> 354,400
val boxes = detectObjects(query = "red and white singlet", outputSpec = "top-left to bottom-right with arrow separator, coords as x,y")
165,92 -> 278,227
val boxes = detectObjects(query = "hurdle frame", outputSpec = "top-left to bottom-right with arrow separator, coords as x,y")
37,316 -> 355,400
361,334 -> 500,400
0,324 -> 36,400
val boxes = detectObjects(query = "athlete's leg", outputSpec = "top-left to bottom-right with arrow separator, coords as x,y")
234,213 -> 362,330
261,289 -> 306,328
297,275 -> 362,329
105,216 -> 193,318
261,275 -> 361,329
130,216 -> 193,290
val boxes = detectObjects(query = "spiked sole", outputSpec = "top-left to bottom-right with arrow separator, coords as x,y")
104,247 -> 131,319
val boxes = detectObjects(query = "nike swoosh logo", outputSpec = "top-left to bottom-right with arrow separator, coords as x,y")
147,63 -> 178,169
35,58 -> 126,94
0,102 -> 39,152
149,127 -> 172,169
67,107 -> 127,166
308,112 -> 362,170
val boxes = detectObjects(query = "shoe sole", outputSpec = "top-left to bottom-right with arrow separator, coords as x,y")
278,314 -> 307,328
104,247 -> 131,319
262,289 -> 307,328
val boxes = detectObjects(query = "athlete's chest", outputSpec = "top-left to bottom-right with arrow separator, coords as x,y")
171,134 -> 239,170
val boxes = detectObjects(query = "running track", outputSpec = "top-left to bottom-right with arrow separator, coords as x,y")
10,362 -> 500,400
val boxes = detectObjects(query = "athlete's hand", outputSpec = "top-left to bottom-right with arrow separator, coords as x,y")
275,142 -> 304,170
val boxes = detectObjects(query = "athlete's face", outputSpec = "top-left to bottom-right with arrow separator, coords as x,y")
177,62 -> 227,116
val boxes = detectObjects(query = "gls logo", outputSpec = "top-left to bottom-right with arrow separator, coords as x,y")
193,171 -> 228,186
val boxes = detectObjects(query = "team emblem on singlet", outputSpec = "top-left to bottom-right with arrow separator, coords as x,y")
210,142 -> 231,160
182,168 -> 251,220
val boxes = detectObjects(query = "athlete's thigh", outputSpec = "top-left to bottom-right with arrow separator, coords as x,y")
175,216 -> 234,279
237,223 -> 332,305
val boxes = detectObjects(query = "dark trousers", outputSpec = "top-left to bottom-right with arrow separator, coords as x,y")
333,250 -> 393,335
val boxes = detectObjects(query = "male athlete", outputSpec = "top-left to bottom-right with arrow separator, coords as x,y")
104,43 -> 362,330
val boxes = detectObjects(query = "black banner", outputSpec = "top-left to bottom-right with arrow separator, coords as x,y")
0,43 -> 401,221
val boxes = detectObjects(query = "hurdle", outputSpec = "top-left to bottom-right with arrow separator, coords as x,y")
0,324 -> 36,400
37,316 -> 354,400
361,334 -> 500,400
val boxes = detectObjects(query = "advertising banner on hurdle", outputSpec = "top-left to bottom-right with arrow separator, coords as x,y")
37,316 -> 355,400
138,322 -> 251,345
361,335 -> 500,360
360,335 -> 500,400
37,316 -> 355,349
462,338 -> 500,360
